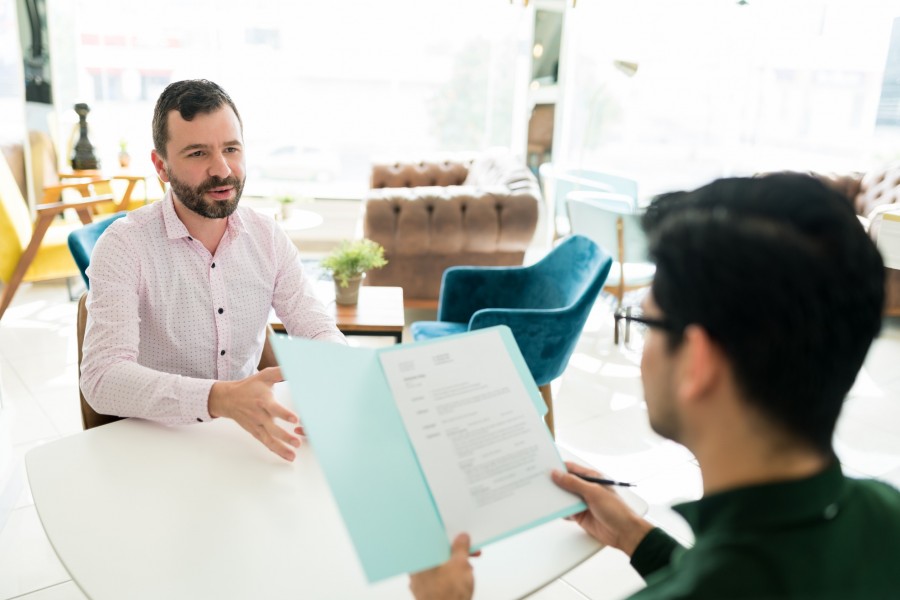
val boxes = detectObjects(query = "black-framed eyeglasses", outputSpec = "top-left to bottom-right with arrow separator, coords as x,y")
614,306 -> 677,352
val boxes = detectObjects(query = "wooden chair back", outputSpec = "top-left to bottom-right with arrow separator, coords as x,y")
77,293 -> 124,430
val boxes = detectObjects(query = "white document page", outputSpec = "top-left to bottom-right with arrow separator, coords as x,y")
379,329 -> 581,547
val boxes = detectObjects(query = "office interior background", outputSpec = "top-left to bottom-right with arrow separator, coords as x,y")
3,0 -> 900,599
4,0 -> 900,207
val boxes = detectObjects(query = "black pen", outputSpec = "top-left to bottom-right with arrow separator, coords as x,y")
574,473 -> 636,487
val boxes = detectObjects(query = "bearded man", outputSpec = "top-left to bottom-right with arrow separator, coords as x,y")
82,79 -> 344,461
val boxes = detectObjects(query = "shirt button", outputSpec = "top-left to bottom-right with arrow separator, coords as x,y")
220,350 -> 226,356
218,308 -> 224,314
188,236 -> 193,241
211,262 -> 216,268
196,417 -> 203,422
823,503 -> 839,519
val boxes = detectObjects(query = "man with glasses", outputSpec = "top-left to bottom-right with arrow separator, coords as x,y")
409,173 -> 900,599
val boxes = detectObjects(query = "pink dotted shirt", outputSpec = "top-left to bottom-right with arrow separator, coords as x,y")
81,192 -> 345,425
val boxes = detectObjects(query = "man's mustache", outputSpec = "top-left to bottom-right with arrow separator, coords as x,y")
198,176 -> 241,193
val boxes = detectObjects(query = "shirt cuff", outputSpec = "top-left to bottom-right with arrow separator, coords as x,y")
630,527 -> 683,579
179,377 -> 217,423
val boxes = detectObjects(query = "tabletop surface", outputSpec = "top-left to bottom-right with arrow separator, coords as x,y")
272,282 -> 405,334
26,385 -> 612,600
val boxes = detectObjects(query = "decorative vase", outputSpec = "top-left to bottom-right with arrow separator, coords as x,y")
334,274 -> 363,305
118,151 -> 131,169
71,103 -> 100,170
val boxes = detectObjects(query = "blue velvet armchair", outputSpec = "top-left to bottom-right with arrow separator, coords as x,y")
67,211 -> 127,288
411,235 -> 613,436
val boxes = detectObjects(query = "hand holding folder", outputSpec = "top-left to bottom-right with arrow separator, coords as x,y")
271,326 -> 585,582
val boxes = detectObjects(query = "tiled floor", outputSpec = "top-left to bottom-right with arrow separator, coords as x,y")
1,281 -> 900,600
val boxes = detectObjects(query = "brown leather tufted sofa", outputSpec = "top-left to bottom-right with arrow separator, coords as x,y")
816,161 -> 900,316
363,151 -> 541,302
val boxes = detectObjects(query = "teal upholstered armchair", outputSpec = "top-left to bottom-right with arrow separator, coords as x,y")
67,212 -> 127,288
410,235 -> 612,437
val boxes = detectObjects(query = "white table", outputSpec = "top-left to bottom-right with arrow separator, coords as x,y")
26,387 -> 610,599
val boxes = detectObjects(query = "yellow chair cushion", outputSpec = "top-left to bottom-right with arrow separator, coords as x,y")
23,223 -> 81,282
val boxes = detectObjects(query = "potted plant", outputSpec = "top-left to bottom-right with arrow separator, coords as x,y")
275,194 -> 296,220
321,239 -> 388,305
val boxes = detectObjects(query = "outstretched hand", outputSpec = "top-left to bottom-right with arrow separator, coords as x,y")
208,367 -> 302,461
409,533 -> 475,600
552,462 -> 654,556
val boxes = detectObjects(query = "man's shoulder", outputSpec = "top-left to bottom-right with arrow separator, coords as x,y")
233,206 -> 294,249
96,202 -> 165,251
843,475 -> 900,521
235,205 -> 277,232
110,200 -> 164,231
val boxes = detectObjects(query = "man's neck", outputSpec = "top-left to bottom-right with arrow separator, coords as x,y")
172,195 -> 228,255
694,430 -> 830,495
698,442 -> 829,495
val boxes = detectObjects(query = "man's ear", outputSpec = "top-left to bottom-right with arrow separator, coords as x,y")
676,325 -> 723,405
151,149 -> 169,183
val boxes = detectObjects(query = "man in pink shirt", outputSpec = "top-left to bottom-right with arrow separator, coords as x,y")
81,79 -> 345,461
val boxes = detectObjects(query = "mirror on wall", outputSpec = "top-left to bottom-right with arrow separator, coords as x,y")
527,7 -> 564,175
18,0 -> 52,104
531,8 -> 562,86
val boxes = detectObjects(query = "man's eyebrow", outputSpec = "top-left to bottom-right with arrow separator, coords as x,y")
178,143 -> 208,155
177,140 -> 243,154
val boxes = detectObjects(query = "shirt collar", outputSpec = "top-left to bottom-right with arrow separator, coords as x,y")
161,189 -> 248,241
674,460 -> 845,535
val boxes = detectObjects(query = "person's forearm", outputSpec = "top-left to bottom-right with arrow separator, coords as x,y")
271,230 -> 347,344
618,516 -> 657,556
208,379 -> 235,419
82,358 -> 214,425
629,527 -> 684,579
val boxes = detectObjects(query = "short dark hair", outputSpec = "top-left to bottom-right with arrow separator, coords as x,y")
151,79 -> 242,158
643,174 -> 884,453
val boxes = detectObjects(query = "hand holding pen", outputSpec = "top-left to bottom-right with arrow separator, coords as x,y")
574,474 -> 636,487
552,462 -> 653,556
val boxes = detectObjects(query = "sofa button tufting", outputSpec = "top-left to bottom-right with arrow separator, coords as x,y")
361,153 -> 540,300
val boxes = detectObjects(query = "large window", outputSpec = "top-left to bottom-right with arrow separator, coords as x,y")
558,0 -> 900,198
48,0 -> 530,199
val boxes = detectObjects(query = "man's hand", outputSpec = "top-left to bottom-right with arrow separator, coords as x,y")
208,367 -> 302,461
552,462 -> 654,556
409,533 -> 475,600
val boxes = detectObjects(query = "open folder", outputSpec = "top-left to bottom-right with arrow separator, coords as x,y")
271,326 -> 585,583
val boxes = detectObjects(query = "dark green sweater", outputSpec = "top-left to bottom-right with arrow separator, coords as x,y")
628,462 -> 900,599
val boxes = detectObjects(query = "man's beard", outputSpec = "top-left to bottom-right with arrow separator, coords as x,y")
168,170 -> 244,219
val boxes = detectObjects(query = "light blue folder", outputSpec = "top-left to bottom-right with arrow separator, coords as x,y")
271,325 -> 584,583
